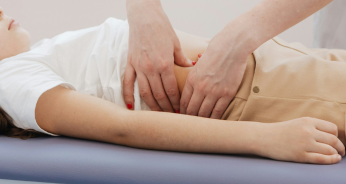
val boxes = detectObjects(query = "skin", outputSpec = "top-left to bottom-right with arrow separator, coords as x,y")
181,0 -> 334,119
0,6 -> 344,165
124,0 -> 333,120
37,30 -> 345,165
124,0 -> 193,113
0,6 -> 30,61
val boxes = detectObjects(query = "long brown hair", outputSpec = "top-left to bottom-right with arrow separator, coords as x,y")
0,107 -> 45,139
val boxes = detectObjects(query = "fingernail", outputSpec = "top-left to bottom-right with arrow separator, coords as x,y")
192,61 -> 196,66
337,155 -> 342,160
198,54 -> 202,58
127,104 -> 133,110
175,109 -> 180,113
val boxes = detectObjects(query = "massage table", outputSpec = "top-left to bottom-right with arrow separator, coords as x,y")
0,136 -> 345,184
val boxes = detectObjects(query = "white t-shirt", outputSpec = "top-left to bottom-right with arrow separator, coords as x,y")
0,18 -> 150,136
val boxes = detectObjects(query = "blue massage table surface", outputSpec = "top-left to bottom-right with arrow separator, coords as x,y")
0,136 -> 345,184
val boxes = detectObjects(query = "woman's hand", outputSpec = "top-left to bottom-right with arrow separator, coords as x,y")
255,117 -> 345,164
124,0 -> 193,112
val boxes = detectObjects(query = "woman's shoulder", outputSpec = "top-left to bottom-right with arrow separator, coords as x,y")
28,17 -> 127,51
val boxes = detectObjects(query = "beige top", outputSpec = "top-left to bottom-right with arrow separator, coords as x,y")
222,37 -> 346,145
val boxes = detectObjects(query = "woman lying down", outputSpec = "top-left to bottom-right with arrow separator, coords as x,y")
0,8 -> 345,164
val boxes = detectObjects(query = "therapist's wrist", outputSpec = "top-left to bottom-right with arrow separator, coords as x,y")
126,0 -> 168,27
126,0 -> 162,15
215,16 -> 267,61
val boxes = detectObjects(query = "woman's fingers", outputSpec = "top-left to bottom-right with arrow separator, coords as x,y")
308,142 -> 338,155
136,72 -> 162,111
262,117 -> 345,164
314,119 -> 338,136
123,63 -> 136,110
314,130 -> 345,156
305,153 -> 342,164
147,74 -> 174,112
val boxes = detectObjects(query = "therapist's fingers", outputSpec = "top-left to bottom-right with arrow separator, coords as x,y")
198,95 -> 218,118
185,92 -> 205,116
210,96 -> 233,119
123,63 -> 136,110
161,68 -> 181,112
174,46 -> 194,67
180,81 -> 194,115
147,74 -> 174,112
137,72 -> 162,111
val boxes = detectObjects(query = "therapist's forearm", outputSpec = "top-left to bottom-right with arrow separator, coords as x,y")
222,0 -> 332,55
126,0 -> 162,18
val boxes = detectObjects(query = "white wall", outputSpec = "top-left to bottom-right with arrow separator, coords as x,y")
2,0 -> 313,47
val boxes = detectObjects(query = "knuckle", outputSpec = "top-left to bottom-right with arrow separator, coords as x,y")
314,155 -> 325,164
326,147 -> 337,155
331,124 -> 338,135
180,100 -> 188,109
165,88 -> 178,97
196,82 -> 207,93
300,117 -> 313,124
213,107 -> 225,116
210,87 -> 220,96
226,89 -> 236,97
301,127 -> 313,138
299,153 -> 309,163
220,87 -> 231,96
330,136 -> 339,146
153,92 -> 166,101
123,93 -> 133,99
139,89 -> 151,98
160,61 -> 170,71
144,62 -> 154,73
123,77 -> 132,86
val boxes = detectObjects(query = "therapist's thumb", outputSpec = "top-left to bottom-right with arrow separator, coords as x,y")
174,48 -> 194,67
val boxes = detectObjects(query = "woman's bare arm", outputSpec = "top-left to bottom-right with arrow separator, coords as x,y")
36,85 -> 258,154
36,85 -> 344,164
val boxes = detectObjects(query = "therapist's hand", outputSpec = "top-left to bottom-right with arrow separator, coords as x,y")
180,29 -> 250,119
124,0 -> 193,112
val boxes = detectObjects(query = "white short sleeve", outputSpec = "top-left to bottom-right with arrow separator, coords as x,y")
0,60 -> 76,136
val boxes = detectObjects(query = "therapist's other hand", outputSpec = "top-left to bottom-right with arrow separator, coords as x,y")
124,0 -> 193,112
180,31 -> 249,119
